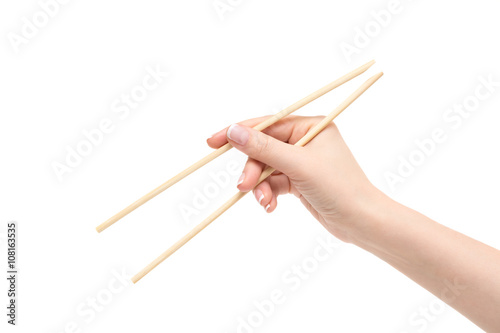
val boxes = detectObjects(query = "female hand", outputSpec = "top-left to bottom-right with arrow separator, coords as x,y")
208,115 -> 500,332
207,115 -> 382,243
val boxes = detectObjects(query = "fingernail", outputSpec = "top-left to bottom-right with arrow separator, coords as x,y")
265,204 -> 271,212
227,124 -> 249,145
208,131 -> 219,139
237,173 -> 245,186
255,189 -> 264,205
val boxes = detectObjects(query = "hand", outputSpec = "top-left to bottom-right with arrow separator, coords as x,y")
208,115 -> 500,332
207,115 -> 381,243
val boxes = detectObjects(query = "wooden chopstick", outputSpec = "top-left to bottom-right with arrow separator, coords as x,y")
131,71 -> 384,283
95,60 -> 376,233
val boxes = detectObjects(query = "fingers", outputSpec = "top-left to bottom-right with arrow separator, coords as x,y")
252,174 -> 291,213
253,181 -> 270,209
226,123 -> 306,178
206,115 -> 328,212
236,157 -> 265,192
261,116 -> 321,145
206,116 -> 271,149
207,115 -> 323,149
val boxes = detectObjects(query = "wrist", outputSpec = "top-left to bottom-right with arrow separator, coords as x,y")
341,186 -> 398,247
343,187 -> 435,272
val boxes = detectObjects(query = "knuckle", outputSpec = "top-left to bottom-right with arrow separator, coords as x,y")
254,133 -> 271,157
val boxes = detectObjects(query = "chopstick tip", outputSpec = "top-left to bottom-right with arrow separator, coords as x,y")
372,72 -> 384,80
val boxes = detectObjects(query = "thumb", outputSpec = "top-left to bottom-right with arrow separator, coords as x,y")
226,123 -> 306,178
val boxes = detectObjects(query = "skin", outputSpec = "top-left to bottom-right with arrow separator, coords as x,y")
207,115 -> 500,332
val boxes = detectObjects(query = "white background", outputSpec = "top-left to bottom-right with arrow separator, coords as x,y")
1,0 -> 499,332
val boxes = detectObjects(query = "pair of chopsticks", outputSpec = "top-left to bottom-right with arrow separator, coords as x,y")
96,60 -> 383,283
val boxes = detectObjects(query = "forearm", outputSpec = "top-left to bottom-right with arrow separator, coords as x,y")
349,190 -> 500,332
215,117 -> 500,330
